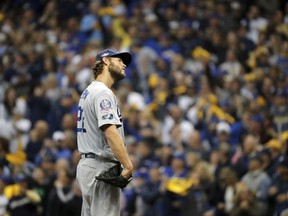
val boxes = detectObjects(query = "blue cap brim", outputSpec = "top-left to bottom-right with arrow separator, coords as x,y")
96,51 -> 132,66
110,52 -> 132,66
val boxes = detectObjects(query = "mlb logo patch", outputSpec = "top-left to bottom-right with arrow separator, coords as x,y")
100,99 -> 112,111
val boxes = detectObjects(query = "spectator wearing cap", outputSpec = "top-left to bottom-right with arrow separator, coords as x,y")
160,152 -> 190,216
6,173 -> 41,216
51,130 -> 72,160
211,121 -> 232,150
268,156 -> 288,216
265,139 -> 284,175
137,164 -> 164,216
241,154 -> 271,215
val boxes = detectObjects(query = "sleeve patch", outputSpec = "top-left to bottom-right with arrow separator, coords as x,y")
102,114 -> 114,120
100,99 -> 112,111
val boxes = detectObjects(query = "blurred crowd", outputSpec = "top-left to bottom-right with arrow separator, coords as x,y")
0,0 -> 288,216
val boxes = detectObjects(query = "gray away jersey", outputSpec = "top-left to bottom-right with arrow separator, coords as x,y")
77,81 -> 125,159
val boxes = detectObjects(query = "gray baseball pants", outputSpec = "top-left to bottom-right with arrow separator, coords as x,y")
76,157 -> 121,216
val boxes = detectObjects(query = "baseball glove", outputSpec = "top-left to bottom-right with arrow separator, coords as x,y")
95,164 -> 133,189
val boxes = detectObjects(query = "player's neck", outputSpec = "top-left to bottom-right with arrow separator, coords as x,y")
96,75 -> 114,89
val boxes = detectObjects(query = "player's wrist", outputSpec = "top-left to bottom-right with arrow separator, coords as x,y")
122,161 -> 133,171
123,165 -> 133,173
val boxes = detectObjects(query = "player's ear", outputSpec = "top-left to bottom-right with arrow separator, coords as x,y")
102,57 -> 110,65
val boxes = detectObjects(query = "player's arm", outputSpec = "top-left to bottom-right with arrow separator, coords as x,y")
102,124 -> 133,178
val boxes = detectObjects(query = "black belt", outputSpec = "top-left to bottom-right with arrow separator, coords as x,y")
80,153 -> 119,164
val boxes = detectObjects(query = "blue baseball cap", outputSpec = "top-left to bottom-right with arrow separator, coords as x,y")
95,49 -> 132,66
172,152 -> 186,162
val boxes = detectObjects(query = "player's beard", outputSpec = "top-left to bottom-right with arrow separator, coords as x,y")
108,62 -> 125,82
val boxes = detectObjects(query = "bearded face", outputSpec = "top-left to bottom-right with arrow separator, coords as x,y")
108,59 -> 125,82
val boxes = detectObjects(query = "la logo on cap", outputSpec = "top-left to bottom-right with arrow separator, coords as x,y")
101,52 -> 110,57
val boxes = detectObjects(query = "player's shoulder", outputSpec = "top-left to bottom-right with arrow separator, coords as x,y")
86,81 -> 103,91
89,81 -> 108,89
87,81 -> 114,96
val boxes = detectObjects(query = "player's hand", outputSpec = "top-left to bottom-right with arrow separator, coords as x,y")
95,165 -> 133,189
121,167 -> 133,179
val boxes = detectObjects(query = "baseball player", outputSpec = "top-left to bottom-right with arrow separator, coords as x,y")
76,49 -> 133,216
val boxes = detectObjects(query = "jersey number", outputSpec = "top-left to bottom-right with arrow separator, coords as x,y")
77,106 -> 87,133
